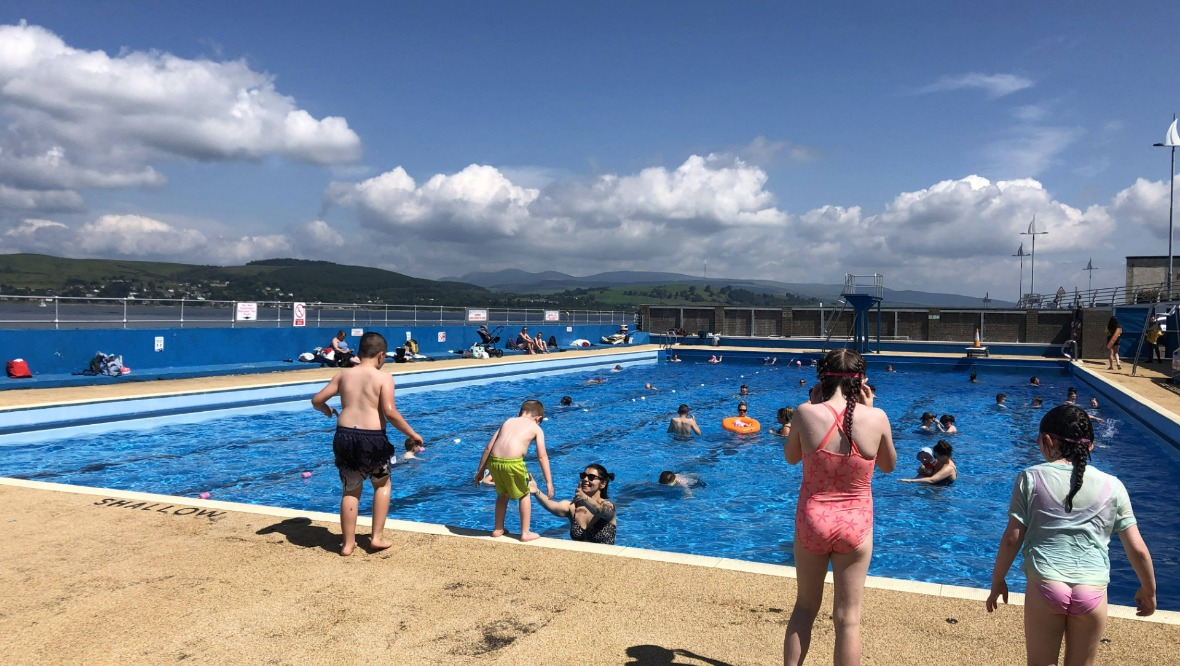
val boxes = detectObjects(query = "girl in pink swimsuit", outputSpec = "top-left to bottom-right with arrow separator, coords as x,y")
784,349 -> 896,666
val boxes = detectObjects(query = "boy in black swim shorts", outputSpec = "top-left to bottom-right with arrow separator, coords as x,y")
312,332 -> 424,556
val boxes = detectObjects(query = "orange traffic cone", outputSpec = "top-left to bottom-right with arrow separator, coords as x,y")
973,327 -> 982,348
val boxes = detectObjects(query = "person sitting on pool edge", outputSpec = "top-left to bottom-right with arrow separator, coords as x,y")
530,463 -> 617,545
900,440 -> 957,486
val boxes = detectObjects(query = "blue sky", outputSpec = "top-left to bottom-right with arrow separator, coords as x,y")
1,2 -> 1178,298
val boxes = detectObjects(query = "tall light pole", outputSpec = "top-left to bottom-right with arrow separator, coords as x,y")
1013,243 -> 1026,304
1084,258 -> 1098,304
1021,215 -> 1048,302
1153,114 -> 1178,300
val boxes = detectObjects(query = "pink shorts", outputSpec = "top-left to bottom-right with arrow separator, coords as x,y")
1034,579 -> 1107,616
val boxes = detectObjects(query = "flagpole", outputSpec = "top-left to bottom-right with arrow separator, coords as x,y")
1154,113 -> 1178,300
1013,244 -> 1025,304
1021,216 -> 1048,303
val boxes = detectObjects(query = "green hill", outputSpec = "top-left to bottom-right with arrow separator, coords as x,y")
0,254 -> 494,305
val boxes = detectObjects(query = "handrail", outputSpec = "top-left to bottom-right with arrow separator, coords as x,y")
0,294 -> 630,330
820,300 -> 850,353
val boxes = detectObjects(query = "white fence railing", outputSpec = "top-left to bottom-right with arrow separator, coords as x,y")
0,295 -> 632,330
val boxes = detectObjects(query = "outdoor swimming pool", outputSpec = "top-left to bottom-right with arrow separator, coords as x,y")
2,359 -> 1177,610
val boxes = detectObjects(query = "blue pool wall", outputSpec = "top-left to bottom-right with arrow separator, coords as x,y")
0,325 -> 647,376
0,348 -> 659,438
659,334 -> 1067,358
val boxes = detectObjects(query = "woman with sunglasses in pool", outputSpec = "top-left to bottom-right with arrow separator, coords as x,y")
783,348 -> 897,666
528,463 -> 617,545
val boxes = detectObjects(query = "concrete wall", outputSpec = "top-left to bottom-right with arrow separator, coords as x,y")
0,323 -> 634,375
641,305 -> 1093,355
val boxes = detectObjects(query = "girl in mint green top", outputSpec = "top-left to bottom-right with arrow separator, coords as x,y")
986,405 -> 1157,666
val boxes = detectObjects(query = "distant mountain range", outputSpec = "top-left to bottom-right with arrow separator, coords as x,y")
0,254 -> 1008,309
445,269 -> 1012,308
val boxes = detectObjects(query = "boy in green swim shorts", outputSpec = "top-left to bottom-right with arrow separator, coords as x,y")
473,400 -> 554,542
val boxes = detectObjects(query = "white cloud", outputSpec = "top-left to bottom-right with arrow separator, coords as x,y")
1109,177 -> 1171,237
919,72 -> 1034,98
292,219 -> 345,250
76,214 -> 208,256
982,126 -> 1081,178
325,154 -> 793,277
0,21 -> 361,215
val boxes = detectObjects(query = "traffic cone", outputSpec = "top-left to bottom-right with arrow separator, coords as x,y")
974,327 -> 982,348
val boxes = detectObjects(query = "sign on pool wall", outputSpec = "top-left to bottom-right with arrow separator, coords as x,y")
235,302 -> 257,321
467,309 -> 488,322
293,302 -> 306,327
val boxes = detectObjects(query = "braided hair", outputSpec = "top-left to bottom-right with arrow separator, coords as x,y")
1039,404 -> 1094,512
816,349 -> 867,455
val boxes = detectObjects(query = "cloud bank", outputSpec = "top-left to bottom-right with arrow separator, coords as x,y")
0,21 -> 360,216
919,72 -> 1035,98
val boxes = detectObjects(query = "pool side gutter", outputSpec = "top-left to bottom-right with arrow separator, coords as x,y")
3,476 -> 1173,625
1070,364 -> 1180,452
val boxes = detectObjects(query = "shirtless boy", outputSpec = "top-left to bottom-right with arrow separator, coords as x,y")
311,332 -> 424,556
473,400 -> 554,541
668,404 -> 701,436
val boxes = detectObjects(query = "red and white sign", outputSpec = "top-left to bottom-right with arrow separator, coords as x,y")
437,332 -> 446,343
235,302 -> 258,321
544,310 -> 561,322
293,302 -> 306,327
467,309 -> 489,322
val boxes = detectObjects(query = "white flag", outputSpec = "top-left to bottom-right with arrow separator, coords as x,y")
1166,118 -> 1180,147
1026,215 -> 1037,234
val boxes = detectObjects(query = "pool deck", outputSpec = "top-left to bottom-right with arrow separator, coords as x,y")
2,346 -> 1178,665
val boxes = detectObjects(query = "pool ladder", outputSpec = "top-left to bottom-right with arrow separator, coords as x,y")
821,300 -> 850,353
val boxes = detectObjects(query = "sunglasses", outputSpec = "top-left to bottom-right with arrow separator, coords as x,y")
738,408 -> 748,413
579,472 -> 602,482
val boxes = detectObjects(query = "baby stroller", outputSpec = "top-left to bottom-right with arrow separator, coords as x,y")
474,325 -> 505,358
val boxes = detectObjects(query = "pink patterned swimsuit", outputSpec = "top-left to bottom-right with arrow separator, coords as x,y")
795,404 -> 876,554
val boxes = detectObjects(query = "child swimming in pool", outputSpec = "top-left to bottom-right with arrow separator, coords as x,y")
986,404 -> 1157,665
473,400 -> 554,542
310,332 -> 424,556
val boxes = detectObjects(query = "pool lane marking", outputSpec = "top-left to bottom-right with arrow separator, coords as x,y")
2,476 -> 1176,626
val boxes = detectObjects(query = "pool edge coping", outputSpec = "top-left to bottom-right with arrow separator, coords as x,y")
3,476 -> 1174,626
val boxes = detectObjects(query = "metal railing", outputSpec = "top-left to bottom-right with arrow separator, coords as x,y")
843,273 -> 884,299
1017,280 -> 1175,310
0,295 -> 631,330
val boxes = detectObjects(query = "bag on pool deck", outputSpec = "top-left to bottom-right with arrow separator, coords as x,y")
6,359 -> 31,378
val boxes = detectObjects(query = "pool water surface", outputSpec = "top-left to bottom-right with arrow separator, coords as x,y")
2,360 -> 1177,610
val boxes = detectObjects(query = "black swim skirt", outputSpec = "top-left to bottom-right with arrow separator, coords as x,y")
332,426 -> 395,475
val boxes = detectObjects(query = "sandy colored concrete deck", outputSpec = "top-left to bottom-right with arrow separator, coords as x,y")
2,348 -> 1179,665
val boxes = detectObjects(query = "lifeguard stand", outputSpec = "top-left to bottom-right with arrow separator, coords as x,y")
841,273 -> 884,354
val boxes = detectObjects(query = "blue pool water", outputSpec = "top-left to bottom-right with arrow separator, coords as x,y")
2,361 -> 1177,610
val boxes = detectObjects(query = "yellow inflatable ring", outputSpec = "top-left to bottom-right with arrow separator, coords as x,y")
722,417 -> 761,434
